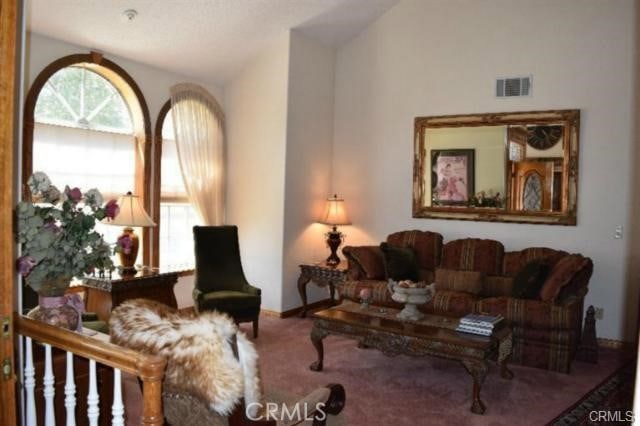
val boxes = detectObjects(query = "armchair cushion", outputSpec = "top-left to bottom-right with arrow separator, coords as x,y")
434,268 -> 484,295
380,243 -> 420,281
198,291 -> 261,315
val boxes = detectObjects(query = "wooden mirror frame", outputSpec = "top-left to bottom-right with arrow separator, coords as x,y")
413,109 -> 580,225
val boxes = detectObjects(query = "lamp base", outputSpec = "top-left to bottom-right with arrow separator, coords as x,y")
117,227 -> 139,273
325,228 -> 343,267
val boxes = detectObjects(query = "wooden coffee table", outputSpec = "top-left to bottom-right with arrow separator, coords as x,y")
309,302 -> 513,414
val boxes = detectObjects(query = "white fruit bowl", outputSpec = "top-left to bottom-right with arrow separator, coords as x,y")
387,280 -> 434,321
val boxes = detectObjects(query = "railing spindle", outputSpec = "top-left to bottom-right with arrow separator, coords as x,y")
64,351 -> 76,426
44,344 -> 55,426
24,337 -> 36,426
112,368 -> 125,426
87,359 -> 100,426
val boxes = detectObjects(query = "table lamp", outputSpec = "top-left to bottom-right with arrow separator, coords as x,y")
319,194 -> 351,266
107,192 -> 156,273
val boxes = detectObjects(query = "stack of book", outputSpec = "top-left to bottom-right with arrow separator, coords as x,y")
456,313 -> 504,336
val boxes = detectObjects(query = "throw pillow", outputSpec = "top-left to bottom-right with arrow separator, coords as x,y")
380,243 -> 420,282
349,246 -> 385,280
434,268 -> 484,295
539,254 -> 590,302
511,260 -> 550,299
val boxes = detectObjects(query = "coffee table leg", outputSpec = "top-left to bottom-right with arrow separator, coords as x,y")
462,360 -> 488,414
310,325 -> 328,371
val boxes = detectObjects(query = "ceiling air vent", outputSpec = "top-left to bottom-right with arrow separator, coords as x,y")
496,76 -> 531,98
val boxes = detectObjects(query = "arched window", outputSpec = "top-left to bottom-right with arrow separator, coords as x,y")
523,173 -> 542,211
24,53 -> 152,264
154,102 -> 201,269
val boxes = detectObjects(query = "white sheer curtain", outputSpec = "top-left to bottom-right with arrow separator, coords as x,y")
170,83 -> 225,225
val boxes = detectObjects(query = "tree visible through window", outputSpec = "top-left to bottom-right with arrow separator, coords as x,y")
35,66 -> 132,133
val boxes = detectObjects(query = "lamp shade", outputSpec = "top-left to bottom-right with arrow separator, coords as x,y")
320,194 -> 351,226
108,192 -> 156,227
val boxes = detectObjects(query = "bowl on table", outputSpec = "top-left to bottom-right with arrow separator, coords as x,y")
387,280 -> 434,321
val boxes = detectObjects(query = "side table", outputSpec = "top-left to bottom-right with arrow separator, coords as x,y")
297,262 -> 347,318
82,269 -> 179,322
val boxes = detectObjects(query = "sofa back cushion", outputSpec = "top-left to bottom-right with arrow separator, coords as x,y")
441,238 -> 504,275
539,254 -> 591,303
434,268 -> 484,295
386,230 -> 443,271
503,247 -> 568,277
346,246 -> 385,280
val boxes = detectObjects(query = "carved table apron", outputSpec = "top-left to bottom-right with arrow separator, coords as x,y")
309,309 -> 513,415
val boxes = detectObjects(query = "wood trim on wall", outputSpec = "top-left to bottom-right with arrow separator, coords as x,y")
151,99 -> 171,268
0,0 -> 18,422
22,52 -> 153,264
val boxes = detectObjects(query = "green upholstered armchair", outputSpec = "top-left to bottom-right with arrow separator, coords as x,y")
193,225 -> 261,337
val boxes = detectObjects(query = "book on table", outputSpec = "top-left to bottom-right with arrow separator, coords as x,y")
459,313 -> 504,328
456,313 -> 505,336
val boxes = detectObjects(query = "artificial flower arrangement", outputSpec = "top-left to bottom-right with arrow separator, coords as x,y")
16,172 -> 120,297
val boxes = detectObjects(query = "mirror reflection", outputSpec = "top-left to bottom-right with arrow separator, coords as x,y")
413,110 -> 579,225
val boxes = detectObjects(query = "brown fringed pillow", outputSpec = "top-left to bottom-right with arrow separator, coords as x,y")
539,254 -> 590,303
434,268 -> 484,295
349,246 -> 385,279
109,299 -> 263,417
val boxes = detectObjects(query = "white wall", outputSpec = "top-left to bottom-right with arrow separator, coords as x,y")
26,33 -> 224,307
332,0 -> 636,340
281,31 -> 336,311
224,33 -> 290,311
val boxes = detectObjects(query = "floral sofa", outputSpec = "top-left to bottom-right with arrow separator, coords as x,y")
340,230 -> 593,373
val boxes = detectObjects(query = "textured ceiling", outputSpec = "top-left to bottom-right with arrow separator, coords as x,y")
27,0 -> 399,86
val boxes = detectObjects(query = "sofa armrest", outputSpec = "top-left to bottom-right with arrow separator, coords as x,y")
556,258 -> 593,304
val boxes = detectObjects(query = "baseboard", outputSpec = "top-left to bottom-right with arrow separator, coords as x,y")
260,298 -> 334,319
597,338 -> 634,351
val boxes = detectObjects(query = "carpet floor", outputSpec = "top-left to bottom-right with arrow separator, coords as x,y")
241,314 -> 633,426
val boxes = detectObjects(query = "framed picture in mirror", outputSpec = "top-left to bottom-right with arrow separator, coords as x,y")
431,149 -> 474,206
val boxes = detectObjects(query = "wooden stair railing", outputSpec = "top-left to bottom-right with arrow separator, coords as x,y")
14,313 -> 167,425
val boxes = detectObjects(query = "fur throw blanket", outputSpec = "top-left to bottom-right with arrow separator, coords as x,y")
109,299 -> 263,416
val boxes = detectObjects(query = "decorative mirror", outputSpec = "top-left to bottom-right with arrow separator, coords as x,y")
413,110 -> 579,225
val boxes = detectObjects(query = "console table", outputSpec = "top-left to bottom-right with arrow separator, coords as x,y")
297,262 -> 347,318
82,269 -> 179,322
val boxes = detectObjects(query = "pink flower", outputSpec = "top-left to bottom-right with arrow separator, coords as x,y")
17,256 -> 36,276
64,186 -> 82,202
105,199 -> 120,220
359,288 -> 371,300
117,234 -> 133,254
44,222 -> 60,233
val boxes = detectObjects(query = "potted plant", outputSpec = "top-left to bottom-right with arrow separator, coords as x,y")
16,172 -> 120,330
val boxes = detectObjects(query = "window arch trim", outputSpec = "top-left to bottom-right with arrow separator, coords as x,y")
151,99 -> 172,268
23,51 -> 153,265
